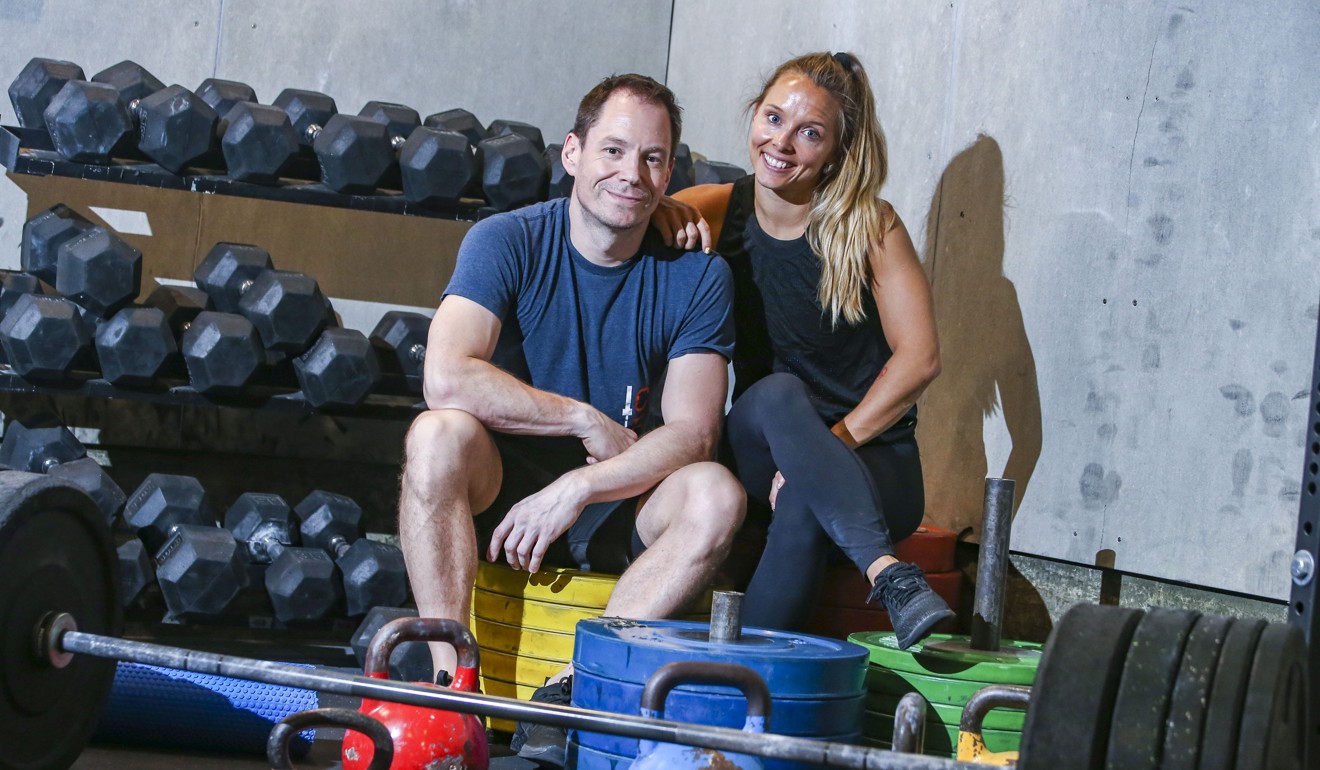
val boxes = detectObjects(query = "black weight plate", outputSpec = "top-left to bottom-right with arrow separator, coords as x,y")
1161,613 -> 1233,770
1018,603 -> 1144,770
1199,617 -> 1266,770
0,471 -> 120,770
1105,608 -> 1200,770
1235,623 -> 1309,770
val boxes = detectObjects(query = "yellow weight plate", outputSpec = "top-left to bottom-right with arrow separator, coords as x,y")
472,615 -> 577,660
481,647 -> 567,688
472,588 -> 606,633
478,674 -> 536,734
476,561 -> 620,607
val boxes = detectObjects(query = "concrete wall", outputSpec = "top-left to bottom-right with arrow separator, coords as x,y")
3,1 -> 1317,601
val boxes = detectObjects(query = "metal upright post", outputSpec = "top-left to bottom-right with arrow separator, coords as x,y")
971,478 -> 1016,651
1288,291 -> 1320,764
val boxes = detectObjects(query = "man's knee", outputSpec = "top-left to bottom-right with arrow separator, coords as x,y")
655,461 -> 746,546
402,409 -> 491,493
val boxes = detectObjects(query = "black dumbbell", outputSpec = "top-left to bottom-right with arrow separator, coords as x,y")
359,100 -> 421,146
0,416 -> 125,522
545,143 -> 572,199
117,538 -> 155,608
220,102 -> 300,185
42,63 -> 167,162
273,88 -> 338,148
94,306 -> 177,388
196,78 -> 256,121
351,607 -> 434,682
694,159 -> 745,185
91,60 -> 165,108
21,204 -> 94,286
477,132 -> 549,211
0,294 -> 94,380
425,108 -> 489,147
294,491 -> 409,616
369,310 -> 428,392
55,224 -> 143,318
124,474 -> 248,618
293,328 -> 382,408
180,311 -> 264,395
487,118 -> 546,153
667,143 -> 695,194
399,126 -> 482,205
0,271 -> 44,324
51,457 -> 128,524
224,493 -> 342,623
193,243 -> 329,355
8,57 -> 84,128
143,284 -> 214,339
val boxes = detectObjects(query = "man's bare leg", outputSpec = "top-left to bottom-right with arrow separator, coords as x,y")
398,408 -> 502,677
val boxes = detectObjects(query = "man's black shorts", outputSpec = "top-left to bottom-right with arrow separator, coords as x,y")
472,433 -> 646,573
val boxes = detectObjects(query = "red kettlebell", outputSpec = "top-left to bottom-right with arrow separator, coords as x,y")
342,616 -> 490,770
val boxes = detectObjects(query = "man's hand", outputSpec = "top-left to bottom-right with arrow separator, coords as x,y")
580,410 -> 638,463
488,474 -> 590,572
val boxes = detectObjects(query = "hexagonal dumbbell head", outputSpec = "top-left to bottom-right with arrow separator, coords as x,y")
337,539 -> 409,616
180,311 -> 263,395
0,414 -> 85,473
294,490 -> 364,559
266,547 -> 342,623
311,114 -> 393,194
0,271 -> 44,321
135,85 -> 219,174
123,473 -> 212,553
155,523 -> 249,618
293,328 -> 382,408
117,538 -> 154,607
43,80 -> 132,163
425,108 -> 489,148
351,607 -> 434,682
94,306 -> 177,387
196,78 -> 257,122
487,118 -> 545,154
694,159 -> 746,185
223,492 -> 297,563
0,294 -> 92,380
478,133 -> 548,211
9,57 -> 85,128
55,225 -> 143,318
237,270 -> 328,354
667,143 -> 695,194
50,456 -> 127,523
358,100 -> 421,146
369,310 -> 428,386
91,60 -> 165,110
143,284 -> 213,338
273,88 -> 338,147
399,127 -> 479,205
545,143 -> 572,199
21,204 -> 94,285
221,102 -> 298,184
193,242 -> 274,312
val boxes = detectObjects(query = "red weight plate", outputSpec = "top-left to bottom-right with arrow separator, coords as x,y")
895,525 -> 958,572
808,570 -> 962,639
817,564 -> 963,610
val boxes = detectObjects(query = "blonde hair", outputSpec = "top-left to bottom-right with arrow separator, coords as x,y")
750,52 -> 894,326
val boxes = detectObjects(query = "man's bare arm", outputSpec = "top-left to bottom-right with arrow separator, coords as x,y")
423,295 -> 636,459
489,351 -> 728,571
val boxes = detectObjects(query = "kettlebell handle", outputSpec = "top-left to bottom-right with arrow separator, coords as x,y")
269,707 -> 392,770
363,617 -> 480,691
640,661 -> 772,723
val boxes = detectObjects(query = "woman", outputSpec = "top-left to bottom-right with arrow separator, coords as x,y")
653,51 -> 950,648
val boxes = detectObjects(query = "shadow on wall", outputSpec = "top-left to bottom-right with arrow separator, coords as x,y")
916,134 -> 1043,539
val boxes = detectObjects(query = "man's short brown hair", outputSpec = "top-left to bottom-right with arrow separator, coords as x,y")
571,74 -> 682,155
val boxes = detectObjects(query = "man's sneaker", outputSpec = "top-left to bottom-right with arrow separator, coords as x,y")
868,562 -> 956,650
510,675 -> 572,766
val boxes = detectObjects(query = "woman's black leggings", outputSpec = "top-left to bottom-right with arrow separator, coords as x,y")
726,372 -> 925,631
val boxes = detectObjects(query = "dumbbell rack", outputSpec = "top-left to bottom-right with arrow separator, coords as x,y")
0,124 -> 492,220
1289,289 -> 1320,755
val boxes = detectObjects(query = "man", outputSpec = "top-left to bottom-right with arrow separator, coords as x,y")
397,74 -> 744,765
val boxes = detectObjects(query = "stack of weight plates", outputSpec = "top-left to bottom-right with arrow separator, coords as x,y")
806,526 -> 962,639
570,618 -> 869,769
470,562 -> 712,733
849,631 -> 1041,758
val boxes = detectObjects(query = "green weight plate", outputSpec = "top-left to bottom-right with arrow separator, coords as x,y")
1235,623 -> 1309,770
865,709 -> 1022,758
1018,604 -> 1144,770
1105,608 -> 1201,770
1198,618 -> 1266,770
866,665 -> 1004,706
868,691 -> 1027,731
0,472 -> 121,770
849,631 -> 1043,685
1161,613 -> 1233,770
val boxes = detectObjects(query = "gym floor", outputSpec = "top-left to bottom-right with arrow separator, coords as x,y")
72,736 -> 540,768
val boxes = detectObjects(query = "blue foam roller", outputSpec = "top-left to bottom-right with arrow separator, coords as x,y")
92,662 -> 319,755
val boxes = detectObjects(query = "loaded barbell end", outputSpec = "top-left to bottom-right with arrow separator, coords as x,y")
34,611 -> 77,669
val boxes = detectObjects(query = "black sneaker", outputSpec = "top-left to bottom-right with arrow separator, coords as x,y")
510,675 -> 572,766
868,562 -> 956,650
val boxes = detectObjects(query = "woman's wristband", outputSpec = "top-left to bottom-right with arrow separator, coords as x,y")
831,421 -> 860,449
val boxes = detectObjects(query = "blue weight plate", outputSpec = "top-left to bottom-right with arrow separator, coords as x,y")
570,668 -> 865,756
573,618 -> 868,697
568,734 -> 861,770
